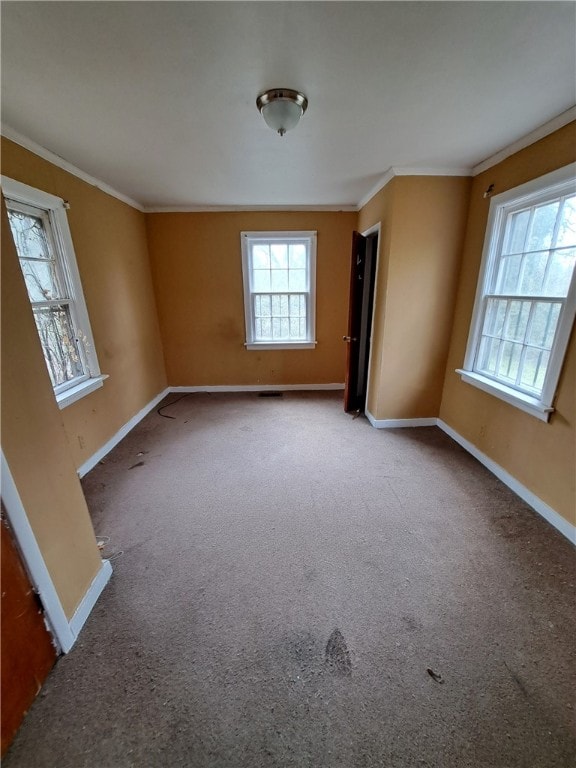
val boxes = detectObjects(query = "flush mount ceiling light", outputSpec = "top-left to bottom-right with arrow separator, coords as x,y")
256,88 -> 308,137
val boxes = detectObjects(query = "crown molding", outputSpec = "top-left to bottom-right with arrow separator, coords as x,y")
356,169 -> 396,210
472,105 -> 576,176
144,204 -> 358,213
357,166 -> 472,211
392,166 -> 471,178
5,105 -> 574,214
1,125 -> 144,212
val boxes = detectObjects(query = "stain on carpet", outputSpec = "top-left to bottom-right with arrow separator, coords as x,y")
128,461 -> 145,470
325,629 -> 352,676
505,662 -> 530,699
402,614 -> 422,632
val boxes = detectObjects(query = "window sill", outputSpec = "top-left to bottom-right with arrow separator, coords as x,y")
56,375 -> 107,410
456,369 -> 553,422
245,341 -> 317,351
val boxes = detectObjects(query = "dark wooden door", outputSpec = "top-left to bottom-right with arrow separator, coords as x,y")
344,231 -> 377,412
1,511 -> 57,756
344,232 -> 367,411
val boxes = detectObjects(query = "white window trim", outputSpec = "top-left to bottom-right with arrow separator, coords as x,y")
459,162 -> 576,422
241,230 -> 317,350
2,176 -> 105,408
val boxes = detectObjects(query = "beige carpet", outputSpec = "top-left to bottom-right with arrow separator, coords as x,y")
5,392 -> 576,767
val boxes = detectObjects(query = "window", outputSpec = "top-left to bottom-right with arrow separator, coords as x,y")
459,163 -> 576,421
241,231 -> 317,349
2,177 -> 104,409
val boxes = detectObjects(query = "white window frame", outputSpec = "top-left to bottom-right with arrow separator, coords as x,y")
458,163 -> 576,422
2,176 -> 105,409
241,230 -> 317,350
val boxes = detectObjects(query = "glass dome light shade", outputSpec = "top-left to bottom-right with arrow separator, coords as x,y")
256,89 -> 308,137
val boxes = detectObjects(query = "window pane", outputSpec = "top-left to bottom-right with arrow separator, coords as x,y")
544,247 -> 576,296
556,196 -> 576,247
519,252 -> 548,295
32,305 -> 85,387
495,254 -> 522,294
252,292 -> 307,340
289,269 -> 306,291
477,297 -> 560,397
253,269 -> 270,291
261,318 -> 272,338
252,244 -> 270,269
520,348 -> 550,392
527,201 -> 559,252
533,350 -> 549,392
498,341 -> 522,382
271,269 -> 288,291
289,294 -> 302,316
20,258 -> 64,302
528,302 -> 561,349
503,300 -> 530,342
289,244 -> 306,268
7,209 -> 51,260
254,294 -> 271,318
503,209 -> 530,255
484,298 -> 507,336
477,335 -> 500,375
271,243 -> 288,269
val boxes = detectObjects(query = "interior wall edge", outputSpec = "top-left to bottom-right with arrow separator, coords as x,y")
67,559 -> 113,646
437,419 -> 576,544
77,388 -> 170,479
362,411 -> 574,542
0,451 -> 74,653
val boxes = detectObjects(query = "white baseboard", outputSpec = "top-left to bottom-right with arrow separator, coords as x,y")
170,383 -> 345,393
365,409 -> 437,429
77,388 -> 170,478
68,559 -> 113,641
437,419 -> 575,545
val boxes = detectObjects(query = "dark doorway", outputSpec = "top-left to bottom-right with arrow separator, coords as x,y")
344,229 -> 378,412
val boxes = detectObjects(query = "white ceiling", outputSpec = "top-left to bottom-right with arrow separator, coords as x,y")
1,2 -> 575,209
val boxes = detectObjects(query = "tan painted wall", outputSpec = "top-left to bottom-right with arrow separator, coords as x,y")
1,198 -> 102,618
359,176 -> 471,420
440,122 -> 576,526
146,211 -> 357,386
1,138 -> 167,468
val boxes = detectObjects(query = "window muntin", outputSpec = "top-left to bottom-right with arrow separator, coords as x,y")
3,177 -> 103,408
241,231 -> 317,349
460,163 -> 576,421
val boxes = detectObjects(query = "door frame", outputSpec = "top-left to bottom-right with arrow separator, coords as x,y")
1,450 -> 75,653
360,222 -> 381,415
